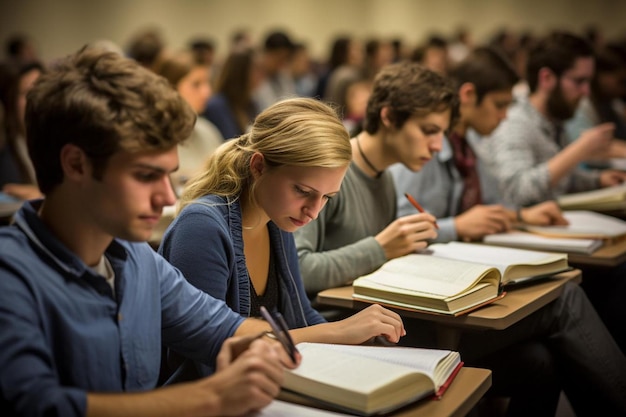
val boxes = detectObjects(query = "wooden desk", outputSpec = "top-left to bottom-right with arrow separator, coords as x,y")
568,238 -> 626,267
275,367 -> 491,417
317,270 -> 581,348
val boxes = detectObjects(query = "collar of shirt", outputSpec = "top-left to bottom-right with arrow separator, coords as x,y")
13,199 -> 127,284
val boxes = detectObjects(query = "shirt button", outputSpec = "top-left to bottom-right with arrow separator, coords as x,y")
117,313 -> 123,321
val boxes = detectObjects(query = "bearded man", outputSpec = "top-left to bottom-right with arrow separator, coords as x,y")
482,31 -> 626,206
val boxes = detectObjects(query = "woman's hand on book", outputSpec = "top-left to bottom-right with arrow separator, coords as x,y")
328,304 -> 406,344
375,213 -> 438,259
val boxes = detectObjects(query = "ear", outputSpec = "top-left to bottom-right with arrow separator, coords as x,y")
59,143 -> 90,183
249,152 -> 265,180
538,67 -> 557,91
458,82 -> 477,106
380,106 -> 392,129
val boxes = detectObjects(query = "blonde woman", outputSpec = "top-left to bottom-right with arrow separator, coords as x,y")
158,97 -> 405,383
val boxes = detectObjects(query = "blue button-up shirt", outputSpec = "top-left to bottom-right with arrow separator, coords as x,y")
0,200 -> 244,417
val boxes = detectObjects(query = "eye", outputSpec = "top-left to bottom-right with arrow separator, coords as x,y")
294,185 -> 311,196
134,171 -> 161,183
422,128 -> 440,136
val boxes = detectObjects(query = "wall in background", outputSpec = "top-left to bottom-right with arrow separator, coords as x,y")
1,0 -> 625,63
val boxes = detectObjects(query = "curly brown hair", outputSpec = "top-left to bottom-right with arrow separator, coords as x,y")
25,45 -> 196,194
363,61 -> 458,135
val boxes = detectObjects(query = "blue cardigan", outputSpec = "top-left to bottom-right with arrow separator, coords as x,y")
159,194 -> 325,331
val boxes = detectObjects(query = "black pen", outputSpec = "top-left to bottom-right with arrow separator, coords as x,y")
275,311 -> 298,353
260,306 -> 298,362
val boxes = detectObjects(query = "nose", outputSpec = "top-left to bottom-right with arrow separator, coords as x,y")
303,197 -> 325,220
430,133 -> 444,153
154,176 -> 178,209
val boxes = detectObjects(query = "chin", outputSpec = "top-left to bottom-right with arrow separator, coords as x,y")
404,162 -> 425,173
119,229 -> 153,243
282,224 -> 300,233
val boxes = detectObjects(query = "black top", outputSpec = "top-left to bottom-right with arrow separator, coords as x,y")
249,246 -> 279,317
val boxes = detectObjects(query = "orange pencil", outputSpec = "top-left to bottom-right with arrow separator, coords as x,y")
404,193 -> 439,229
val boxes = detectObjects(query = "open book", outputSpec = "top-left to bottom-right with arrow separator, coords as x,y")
557,183 -> 626,211
520,210 -> 626,240
484,231 -> 603,254
247,399 -> 355,416
282,343 -> 462,416
352,242 -> 569,315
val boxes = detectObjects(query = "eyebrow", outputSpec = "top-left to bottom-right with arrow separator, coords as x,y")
421,123 -> 444,130
132,162 -> 179,174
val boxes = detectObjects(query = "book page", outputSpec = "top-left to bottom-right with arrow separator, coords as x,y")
299,343 -> 450,374
246,400 -> 353,417
523,210 -> 626,239
297,343 -> 460,388
609,158 -> 626,171
557,183 -> 626,206
286,343 -> 428,395
484,231 -> 603,254
357,254 -> 498,298
427,242 -> 566,275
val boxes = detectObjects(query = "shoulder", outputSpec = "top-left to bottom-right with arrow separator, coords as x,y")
207,94 -> 229,109
168,196 -> 235,238
0,227 -> 38,276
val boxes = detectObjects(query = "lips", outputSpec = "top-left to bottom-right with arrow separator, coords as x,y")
290,217 -> 308,227
141,214 -> 161,225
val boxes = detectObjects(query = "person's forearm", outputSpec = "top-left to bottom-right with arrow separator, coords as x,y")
548,142 -> 588,187
233,318 -> 271,337
87,386 -> 220,417
289,322 -> 343,345
298,238 -> 387,294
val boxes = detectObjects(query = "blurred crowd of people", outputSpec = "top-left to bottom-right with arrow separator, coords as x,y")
2,25 -> 626,201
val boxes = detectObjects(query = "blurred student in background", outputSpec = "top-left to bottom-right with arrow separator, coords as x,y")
203,48 -> 264,140
0,59 -> 44,200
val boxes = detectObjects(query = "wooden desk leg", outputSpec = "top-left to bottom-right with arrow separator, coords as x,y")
436,327 -> 461,350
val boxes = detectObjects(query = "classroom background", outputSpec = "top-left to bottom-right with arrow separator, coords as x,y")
1,0 -> 625,64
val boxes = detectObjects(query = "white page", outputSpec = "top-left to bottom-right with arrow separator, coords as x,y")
609,158 -> 626,171
246,400 -> 353,417
484,231 -> 602,254
357,254 -> 496,298
286,343 -> 430,394
524,210 -> 626,238
427,242 -> 565,275
297,343 -> 452,375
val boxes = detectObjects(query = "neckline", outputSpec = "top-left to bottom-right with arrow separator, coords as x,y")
355,134 -> 383,178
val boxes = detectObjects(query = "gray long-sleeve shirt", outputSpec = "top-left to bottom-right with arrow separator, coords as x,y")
482,97 -> 600,206
293,162 -> 394,296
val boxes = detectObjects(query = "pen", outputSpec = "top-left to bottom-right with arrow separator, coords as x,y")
274,311 -> 298,353
260,306 -> 299,362
404,193 -> 439,229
